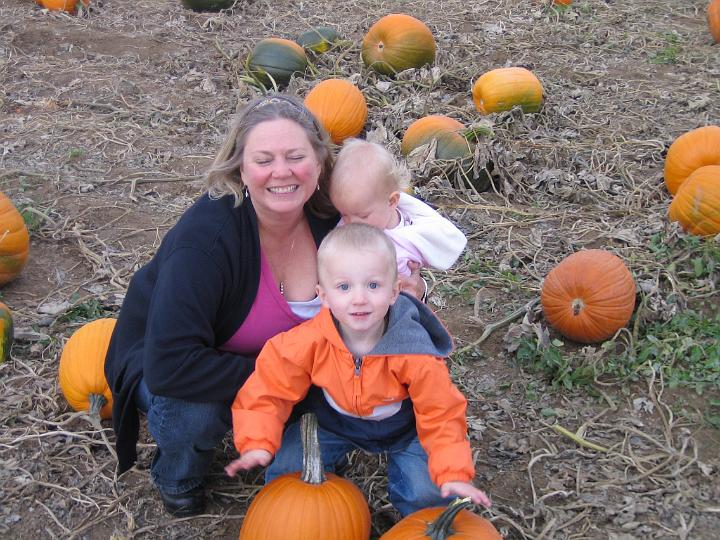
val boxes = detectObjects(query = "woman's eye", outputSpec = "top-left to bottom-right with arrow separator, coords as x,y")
288,155 -> 304,161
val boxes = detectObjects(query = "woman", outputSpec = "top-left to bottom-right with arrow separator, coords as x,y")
106,94 -> 426,518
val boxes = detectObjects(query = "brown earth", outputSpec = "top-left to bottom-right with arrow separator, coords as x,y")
1,0 -> 719,538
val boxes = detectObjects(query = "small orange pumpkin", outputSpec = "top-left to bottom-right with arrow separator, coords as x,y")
59,318 -> 116,419
362,14 -> 436,76
709,0 -> 720,43
304,79 -> 368,144
36,0 -> 89,13
668,165 -> 720,237
239,413 -> 371,539
664,126 -> 720,195
472,67 -> 544,115
401,115 -> 471,160
554,0 -> 573,5
0,192 -> 30,287
541,250 -> 636,344
380,498 -> 502,540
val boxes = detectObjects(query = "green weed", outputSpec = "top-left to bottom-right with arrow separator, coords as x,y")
57,297 -> 107,323
649,33 -> 682,64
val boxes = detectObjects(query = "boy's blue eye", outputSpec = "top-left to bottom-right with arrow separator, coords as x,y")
339,283 -> 349,291
368,282 -> 378,289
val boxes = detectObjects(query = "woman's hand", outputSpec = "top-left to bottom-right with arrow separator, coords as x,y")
225,449 -> 273,477
398,261 -> 427,301
440,481 -> 492,508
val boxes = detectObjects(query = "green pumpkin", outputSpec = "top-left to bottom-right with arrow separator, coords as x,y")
296,27 -> 341,53
247,38 -> 309,88
179,0 -> 235,11
0,302 -> 13,364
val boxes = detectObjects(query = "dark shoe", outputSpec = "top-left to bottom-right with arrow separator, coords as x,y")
159,486 -> 206,517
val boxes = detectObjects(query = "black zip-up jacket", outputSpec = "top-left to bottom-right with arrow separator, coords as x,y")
105,193 -> 337,473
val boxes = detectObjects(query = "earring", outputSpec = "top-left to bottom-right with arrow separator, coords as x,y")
315,184 -> 320,192
243,186 -> 249,197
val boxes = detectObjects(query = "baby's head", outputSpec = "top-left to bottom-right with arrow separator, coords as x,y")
330,139 -> 410,230
316,223 -> 400,333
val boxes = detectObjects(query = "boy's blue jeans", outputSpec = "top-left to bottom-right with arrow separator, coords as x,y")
266,420 -> 454,516
135,379 -> 231,495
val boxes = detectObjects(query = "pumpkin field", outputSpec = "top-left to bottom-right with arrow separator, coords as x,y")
1,0 -> 719,538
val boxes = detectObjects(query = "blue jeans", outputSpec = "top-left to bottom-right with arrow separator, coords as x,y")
266,421 -> 454,516
135,379 -> 231,495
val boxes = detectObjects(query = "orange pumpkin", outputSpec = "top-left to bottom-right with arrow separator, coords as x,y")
239,413 -> 371,539
380,498 -> 502,540
541,250 -> 636,344
554,0 -> 573,5
59,318 -> 116,419
304,79 -> 368,144
0,301 -> 13,364
709,0 -> 720,43
664,126 -> 720,195
0,192 -> 30,287
472,67 -> 544,115
668,165 -> 720,237
36,0 -> 89,13
362,14 -> 436,76
401,115 -> 471,160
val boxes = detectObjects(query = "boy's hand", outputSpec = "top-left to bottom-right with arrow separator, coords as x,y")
399,261 -> 425,300
440,481 -> 492,509
225,449 -> 273,477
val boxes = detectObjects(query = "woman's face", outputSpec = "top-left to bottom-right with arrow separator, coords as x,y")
241,118 -> 322,218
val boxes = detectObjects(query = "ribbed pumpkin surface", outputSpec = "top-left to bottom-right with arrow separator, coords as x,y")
709,0 -> 720,43
541,250 -> 636,344
401,115 -> 471,160
664,125 -> 720,195
472,67 -> 544,115
36,0 -> 88,13
59,318 -> 116,419
361,14 -> 436,76
304,79 -> 368,144
239,472 -> 371,539
380,505 -> 501,539
248,38 -> 308,88
0,301 -> 13,364
0,192 -> 30,286
668,165 -> 720,237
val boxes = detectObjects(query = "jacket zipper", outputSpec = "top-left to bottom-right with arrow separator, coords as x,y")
353,356 -> 362,415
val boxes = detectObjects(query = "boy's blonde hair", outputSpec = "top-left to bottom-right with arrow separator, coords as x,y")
317,223 -> 398,282
331,139 -> 410,194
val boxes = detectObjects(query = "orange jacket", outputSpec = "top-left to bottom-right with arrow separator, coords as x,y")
232,294 -> 475,486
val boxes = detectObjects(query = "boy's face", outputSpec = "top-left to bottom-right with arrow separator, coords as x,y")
331,177 -> 399,230
317,245 -> 400,338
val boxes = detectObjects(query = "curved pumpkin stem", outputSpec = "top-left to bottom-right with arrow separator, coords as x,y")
88,393 -> 107,417
426,498 -> 474,540
571,298 -> 585,316
300,412 -> 327,485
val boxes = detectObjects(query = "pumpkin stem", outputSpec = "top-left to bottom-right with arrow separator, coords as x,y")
88,393 -> 107,417
426,498 -> 474,540
300,413 -> 327,485
571,298 -> 584,316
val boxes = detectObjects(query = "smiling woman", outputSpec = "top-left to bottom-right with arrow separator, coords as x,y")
104,94 -> 338,517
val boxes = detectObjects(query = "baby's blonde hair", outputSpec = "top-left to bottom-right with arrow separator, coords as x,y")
331,139 -> 410,195
317,223 -> 398,283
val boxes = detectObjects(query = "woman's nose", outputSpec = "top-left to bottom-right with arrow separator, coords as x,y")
271,159 -> 291,177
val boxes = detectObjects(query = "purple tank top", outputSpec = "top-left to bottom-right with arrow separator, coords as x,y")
219,251 -> 309,356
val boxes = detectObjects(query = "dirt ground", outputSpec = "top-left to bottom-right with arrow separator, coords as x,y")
1,0 -> 719,538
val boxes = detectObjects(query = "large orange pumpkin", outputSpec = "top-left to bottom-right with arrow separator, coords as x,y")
362,14 -> 436,76
472,67 -> 544,115
304,79 -> 368,144
664,126 -> 720,195
668,165 -> 720,237
59,318 -> 116,419
541,250 -> 636,344
239,413 -> 371,539
709,0 -> 720,43
380,498 -> 502,540
0,192 -> 30,287
36,0 -> 89,13
401,115 -> 471,160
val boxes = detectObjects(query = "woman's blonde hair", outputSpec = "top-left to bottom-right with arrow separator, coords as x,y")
206,94 -> 335,217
